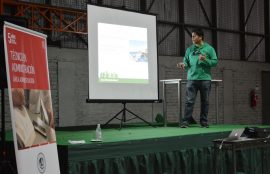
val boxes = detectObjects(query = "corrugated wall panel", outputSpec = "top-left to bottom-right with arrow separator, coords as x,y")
203,29 -> 213,47
245,0 -> 264,34
102,0 -> 139,10
184,0 -> 211,26
146,0 -> 179,56
217,0 -> 239,30
217,32 -> 240,60
244,0 -> 265,61
51,0 -> 87,10
245,36 -> 265,62
19,0 -> 45,3
184,31 -> 192,50
157,24 -> 179,56
146,0 -> 178,22
216,0 -> 241,60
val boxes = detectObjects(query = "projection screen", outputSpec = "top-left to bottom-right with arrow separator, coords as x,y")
87,4 -> 158,101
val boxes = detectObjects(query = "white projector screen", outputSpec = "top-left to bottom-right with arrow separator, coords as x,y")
87,5 -> 158,101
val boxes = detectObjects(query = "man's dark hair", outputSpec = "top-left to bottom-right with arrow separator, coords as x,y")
192,28 -> 204,40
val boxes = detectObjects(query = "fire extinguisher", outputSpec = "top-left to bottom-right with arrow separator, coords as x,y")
250,89 -> 258,108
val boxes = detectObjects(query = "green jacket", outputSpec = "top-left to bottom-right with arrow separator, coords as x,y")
183,42 -> 218,80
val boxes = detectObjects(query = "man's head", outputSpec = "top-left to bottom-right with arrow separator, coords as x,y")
192,28 -> 204,45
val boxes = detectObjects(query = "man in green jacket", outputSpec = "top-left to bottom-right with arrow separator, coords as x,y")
177,28 -> 218,128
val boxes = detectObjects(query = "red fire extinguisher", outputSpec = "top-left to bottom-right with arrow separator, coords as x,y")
250,89 -> 258,108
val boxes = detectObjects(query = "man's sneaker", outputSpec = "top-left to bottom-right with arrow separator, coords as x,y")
200,122 -> 209,128
180,122 -> 189,128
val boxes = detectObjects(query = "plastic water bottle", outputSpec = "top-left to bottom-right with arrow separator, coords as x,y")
95,124 -> 102,141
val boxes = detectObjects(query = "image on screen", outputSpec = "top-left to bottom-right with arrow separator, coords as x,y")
98,23 -> 149,84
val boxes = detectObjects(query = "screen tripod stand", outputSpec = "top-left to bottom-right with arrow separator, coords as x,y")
0,89 -> 16,174
103,102 -> 154,129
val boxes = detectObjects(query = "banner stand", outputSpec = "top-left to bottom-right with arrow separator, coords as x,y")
4,22 -> 60,174
0,89 -> 16,174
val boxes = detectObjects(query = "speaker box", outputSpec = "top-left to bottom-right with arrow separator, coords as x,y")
0,15 -> 28,89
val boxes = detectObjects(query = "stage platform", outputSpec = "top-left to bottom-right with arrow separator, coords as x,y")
3,124 -> 270,174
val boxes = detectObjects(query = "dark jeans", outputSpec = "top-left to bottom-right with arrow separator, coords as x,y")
182,80 -> 211,124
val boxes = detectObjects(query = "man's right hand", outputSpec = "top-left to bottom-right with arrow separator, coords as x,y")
177,62 -> 185,69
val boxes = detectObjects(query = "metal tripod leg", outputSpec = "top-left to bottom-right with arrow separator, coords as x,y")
103,102 -> 155,128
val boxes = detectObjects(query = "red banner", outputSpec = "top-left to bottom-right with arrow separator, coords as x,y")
5,27 -> 49,90
4,23 -> 60,174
